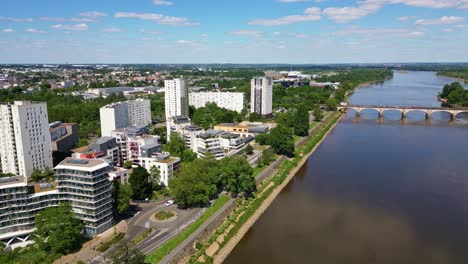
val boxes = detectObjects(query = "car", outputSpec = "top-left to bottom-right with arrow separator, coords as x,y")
165,200 -> 174,206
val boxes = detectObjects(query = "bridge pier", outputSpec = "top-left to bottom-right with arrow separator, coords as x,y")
378,110 -> 383,118
425,111 -> 431,119
401,110 -> 407,119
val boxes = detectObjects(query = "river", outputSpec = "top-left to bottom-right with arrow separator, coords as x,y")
224,71 -> 468,264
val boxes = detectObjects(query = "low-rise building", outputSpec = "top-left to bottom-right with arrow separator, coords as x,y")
138,152 -> 180,186
49,122 -> 79,152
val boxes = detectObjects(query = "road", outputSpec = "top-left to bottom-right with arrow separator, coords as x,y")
88,201 -> 203,263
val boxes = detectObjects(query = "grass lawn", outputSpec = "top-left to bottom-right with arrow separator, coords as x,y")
309,121 -> 318,129
146,195 -> 231,263
154,211 -> 175,220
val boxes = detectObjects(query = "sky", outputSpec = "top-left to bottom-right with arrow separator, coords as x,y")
1,0 -> 468,64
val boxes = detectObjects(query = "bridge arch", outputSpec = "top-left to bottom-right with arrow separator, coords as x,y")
454,111 -> 468,118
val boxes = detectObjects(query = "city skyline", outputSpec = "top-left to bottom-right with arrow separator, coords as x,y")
1,0 -> 468,63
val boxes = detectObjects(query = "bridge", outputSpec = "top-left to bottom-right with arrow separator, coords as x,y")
337,105 -> 468,119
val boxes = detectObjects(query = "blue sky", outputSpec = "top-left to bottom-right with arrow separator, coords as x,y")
1,0 -> 468,63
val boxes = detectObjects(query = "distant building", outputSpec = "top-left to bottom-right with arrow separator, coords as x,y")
165,79 -> 189,141
99,99 -> 151,137
189,92 -> 244,113
0,101 -> 53,177
251,77 -> 273,117
60,80 -> 74,89
49,122 -> 78,152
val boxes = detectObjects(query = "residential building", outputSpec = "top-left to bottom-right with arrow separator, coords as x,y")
251,77 -> 273,117
49,122 -> 78,152
55,158 -> 113,236
0,101 -> 53,178
138,152 -> 180,187
214,123 -> 250,138
99,99 -> 151,137
0,157 -> 114,245
164,79 -> 189,119
195,130 -> 246,160
165,79 -> 189,140
91,137 -> 120,166
189,92 -> 244,112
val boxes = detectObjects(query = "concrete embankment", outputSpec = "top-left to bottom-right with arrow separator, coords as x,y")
213,113 -> 344,264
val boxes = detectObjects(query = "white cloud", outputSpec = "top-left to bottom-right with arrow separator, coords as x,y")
0,16 -> 33,22
323,3 -> 381,22
154,0 -> 173,5
362,0 -> 468,9
277,44 -> 287,49
26,28 -> 47,34
415,16 -> 465,25
114,12 -> 198,26
201,33 -> 208,37
288,32 -> 307,38
140,29 -> 163,34
79,11 -> 107,18
52,23 -> 89,30
249,7 -> 320,26
176,40 -> 195,45
335,26 -> 408,35
226,30 -> 264,37
454,24 -> 468,28
397,16 -> 417,21
103,27 -> 123,33
407,31 -> 425,37
278,0 -> 311,2
2,28 -> 15,33
40,17 -> 94,22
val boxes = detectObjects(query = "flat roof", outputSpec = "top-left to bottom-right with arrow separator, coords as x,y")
55,157 -> 109,172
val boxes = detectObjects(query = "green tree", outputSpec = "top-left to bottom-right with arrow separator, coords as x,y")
128,167 -> 152,200
326,98 -> 338,111
245,144 -> 254,155
123,160 -> 133,169
34,204 -> 83,254
150,166 -> 161,187
293,105 -> 309,136
164,133 -> 197,162
313,106 -> 323,122
220,157 -> 256,197
41,167 -> 54,181
152,127 -> 167,144
169,159 -> 220,207
110,241 -> 146,264
257,149 -> 275,167
113,180 -> 133,215
268,125 -> 295,157
31,168 -> 43,181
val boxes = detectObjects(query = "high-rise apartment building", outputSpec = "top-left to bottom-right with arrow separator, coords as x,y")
0,101 -> 53,177
99,99 -> 151,137
189,92 -> 244,113
164,79 -> 189,119
250,77 -> 273,117
55,158 -> 113,236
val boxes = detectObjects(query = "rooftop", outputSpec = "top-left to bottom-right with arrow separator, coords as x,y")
56,157 -> 110,171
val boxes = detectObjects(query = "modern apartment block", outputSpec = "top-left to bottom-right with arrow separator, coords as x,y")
0,101 -> 53,178
49,121 -> 79,152
0,157 -> 114,245
250,77 -> 273,117
189,92 -> 244,113
99,99 -> 151,137
55,158 -> 113,236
